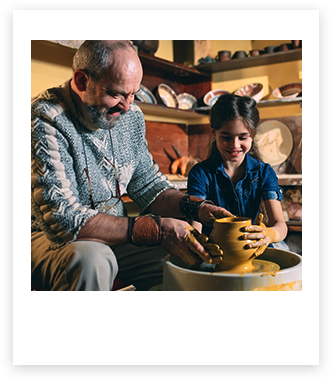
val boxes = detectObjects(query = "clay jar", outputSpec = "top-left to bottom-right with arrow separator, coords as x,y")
215,50 -> 231,61
209,217 -> 257,273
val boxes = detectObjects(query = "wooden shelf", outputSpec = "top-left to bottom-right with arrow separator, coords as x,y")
180,98 -> 303,114
286,222 -> 302,232
258,98 -> 302,107
194,49 -> 302,73
138,52 -> 210,81
136,101 -> 209,121
278,174 -> 302,186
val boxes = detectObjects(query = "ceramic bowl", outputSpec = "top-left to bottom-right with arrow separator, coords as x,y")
135,84 -> 157,104
209,217 -> 258,272
234,83 -> 264,102
273,83 -> 302,99
255,119 -> 294,167
264,45 -> 278,54
216,50 -> 231,61
249,49 -> 264,57
177,93 -> 197,110
203,89 -> 229,106
232,50 -> 247,59
156,84 -> 179,108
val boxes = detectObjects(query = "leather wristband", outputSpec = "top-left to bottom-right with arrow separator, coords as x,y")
180,194 -> 214,222
128,215 -> 162,246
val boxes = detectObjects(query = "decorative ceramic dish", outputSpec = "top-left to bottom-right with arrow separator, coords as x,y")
273,83 -> 302,99
255,120 -> 294,167
203,89 -> 229,106
177,93 -> 197,110
156,84 -> 179,108
234,83 -> 264,102
135,84 -> 157,104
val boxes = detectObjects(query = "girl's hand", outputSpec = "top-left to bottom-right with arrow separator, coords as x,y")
240,213 -> 281,256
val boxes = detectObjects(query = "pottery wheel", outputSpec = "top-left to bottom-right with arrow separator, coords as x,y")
216,259 -> 280,274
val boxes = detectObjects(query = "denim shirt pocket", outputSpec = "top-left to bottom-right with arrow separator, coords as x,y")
248,177 -> 259,194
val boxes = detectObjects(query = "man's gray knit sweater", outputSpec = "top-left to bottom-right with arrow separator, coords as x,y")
31,81 -> 173,248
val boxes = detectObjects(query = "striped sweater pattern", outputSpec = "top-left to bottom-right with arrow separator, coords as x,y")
31,81 -> 173,248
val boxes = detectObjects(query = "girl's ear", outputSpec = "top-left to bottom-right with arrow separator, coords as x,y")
211,130 -> 216,139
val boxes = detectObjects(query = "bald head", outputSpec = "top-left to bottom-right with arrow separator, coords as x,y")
73,40 -> 139,82
70,40 -> 143,129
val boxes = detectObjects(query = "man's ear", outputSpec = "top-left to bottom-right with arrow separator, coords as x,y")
73,70 -> 88,92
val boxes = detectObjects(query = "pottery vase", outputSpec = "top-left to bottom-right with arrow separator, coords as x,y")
132,40 -> 159,55
209,217 -> 257,272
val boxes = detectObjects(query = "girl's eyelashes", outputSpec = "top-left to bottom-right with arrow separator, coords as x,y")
220,135 -> 249,141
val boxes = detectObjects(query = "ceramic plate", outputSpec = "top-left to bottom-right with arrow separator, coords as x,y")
157,84 -> 179,108
255,120 -> 294,166
273,83 -> 302,99
135,84 -> 157,104
203,89 -> 229,106
177,93 -> 197,110
234,83 -> 264,102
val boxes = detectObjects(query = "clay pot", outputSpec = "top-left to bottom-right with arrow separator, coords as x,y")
215,50 -> 231,61
209,217 -> 257,272
291,40 -> 302,49
264,45 -> 277,54
278,43 -> 293,52
249,49 -> 264,57
232,50 -> 247,59
132,40 -> 159,55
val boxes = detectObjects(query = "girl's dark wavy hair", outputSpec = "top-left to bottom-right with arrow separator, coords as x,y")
208,93 -> 262,160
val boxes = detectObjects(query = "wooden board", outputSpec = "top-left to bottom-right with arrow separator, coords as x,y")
145,121 -> 188,174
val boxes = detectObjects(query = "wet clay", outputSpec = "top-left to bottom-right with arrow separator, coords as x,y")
209,217 -> 259,272
215,259 -> 280,274
253,281 -> 302,291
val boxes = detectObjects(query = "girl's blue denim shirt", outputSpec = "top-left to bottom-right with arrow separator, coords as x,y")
187,151 -> 283,236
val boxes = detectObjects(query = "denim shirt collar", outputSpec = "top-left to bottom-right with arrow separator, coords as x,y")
212,151 -> 262,177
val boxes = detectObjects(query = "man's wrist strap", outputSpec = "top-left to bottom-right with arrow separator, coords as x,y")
180,194 -> 213,222
128,215 -> 162,246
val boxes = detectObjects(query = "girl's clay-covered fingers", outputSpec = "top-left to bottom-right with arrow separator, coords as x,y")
242,225 -> 264,233
253,246 -> 266,257
240,232 -> 266,241
244,238 -> 265,248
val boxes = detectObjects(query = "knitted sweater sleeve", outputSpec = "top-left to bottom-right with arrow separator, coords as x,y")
125,105 -> 175,212
31,94 -> 98,248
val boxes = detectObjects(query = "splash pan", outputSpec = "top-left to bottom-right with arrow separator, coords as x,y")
162,248 -> 302,291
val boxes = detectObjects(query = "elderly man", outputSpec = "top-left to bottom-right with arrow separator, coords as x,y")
31,40 -> 232,291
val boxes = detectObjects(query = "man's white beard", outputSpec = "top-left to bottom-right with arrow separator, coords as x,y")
84,103 -> 126,130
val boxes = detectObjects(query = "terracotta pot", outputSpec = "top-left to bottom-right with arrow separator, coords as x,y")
232,50 -> 247,59
209,217 -> 257,272
132,40 -> 159,55
215,50 -> 231,61
291,40 -> 302,49
249,49 -> 264,57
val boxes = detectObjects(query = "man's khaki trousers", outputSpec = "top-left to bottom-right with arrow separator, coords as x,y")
31,231 -> 167,291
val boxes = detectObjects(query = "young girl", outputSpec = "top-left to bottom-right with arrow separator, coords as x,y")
187,93 -> 287,253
